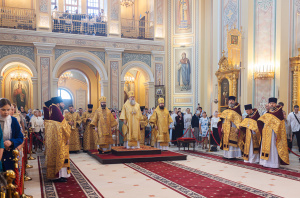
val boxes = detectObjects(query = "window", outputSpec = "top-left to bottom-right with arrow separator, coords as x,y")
87,0 -> 99,15
65,0 -> 79,14
51,0 -> 57,10
58,88 -> 72,100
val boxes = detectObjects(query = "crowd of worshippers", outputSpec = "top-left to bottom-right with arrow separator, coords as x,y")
52,6 -> 107,35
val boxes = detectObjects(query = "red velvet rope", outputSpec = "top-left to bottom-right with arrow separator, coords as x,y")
29,132 -> 33,153
170,127 -> 190,142
32,131 -> 44,143
190,129 -> 209,143
209,129 -> 221,147
288,147 -> 300,157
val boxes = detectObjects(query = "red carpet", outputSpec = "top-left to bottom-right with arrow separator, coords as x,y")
126,161 -> 279,198
181,150 -> 300,181
38,156 -> 104,198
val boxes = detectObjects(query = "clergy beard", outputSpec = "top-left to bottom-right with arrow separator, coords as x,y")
228,103 -> 235,108
101,104 -> 106,109
270,106 -> 276,111
88,110 -> 92,113
159,106 -> 164,110
130,99 -> 136,106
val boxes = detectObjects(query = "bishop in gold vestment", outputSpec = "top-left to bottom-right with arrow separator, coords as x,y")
46,97 -> 71,181
258,97 -> 289,168
91,97 -> 118,153
149,98 -> 173,150
238,105 -> 261,163
65,105 -> 82,152
82,104 -> 97,151
218,96 -> 242,159
140,108 -> 149,146
119,91 -> 143,149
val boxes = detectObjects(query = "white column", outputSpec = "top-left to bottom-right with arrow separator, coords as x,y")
0,76 -> 3,98
52,78 -> 59,97
100,79 -> 109,106
107,0 -> 121,37
121,80 -> 125,107
147,82 -> 155,109
31,77 -> 38,109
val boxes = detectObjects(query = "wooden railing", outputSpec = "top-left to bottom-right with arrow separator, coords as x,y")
121,18 -> 154,40
52,11 -> 107,36
0,6 -> 36,30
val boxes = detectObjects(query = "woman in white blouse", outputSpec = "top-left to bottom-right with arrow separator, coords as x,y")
210,111 -> 220,148
183,108 -> 192,138
30,109 -> 44,152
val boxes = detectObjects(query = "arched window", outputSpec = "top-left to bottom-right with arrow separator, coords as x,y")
65,0 -> 80,14
87,0 -> 105,15
58,88 -> 72,100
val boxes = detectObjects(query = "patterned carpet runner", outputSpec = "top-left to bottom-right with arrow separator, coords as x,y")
180,150 -> 300,181
38,156 -> 104,198
126,161 -> 281,198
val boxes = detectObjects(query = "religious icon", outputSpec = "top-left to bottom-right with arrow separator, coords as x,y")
177,52 -> 191,91
12,81 -> 28,110
175,0 -> 192,34
231,35 -> 238,45
220,79 -> 229,106
156,89 -> 163,95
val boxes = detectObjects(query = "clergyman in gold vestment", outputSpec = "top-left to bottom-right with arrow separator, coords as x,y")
65,105 -> 82,152
91,97 -> 118,153
82,104 -> 97,152
149,98 -> 173,150
46,96 -> 71,182
238,104 -> 261,163
218,96 -> 242,159
257,97 -> 289,168
119,91 -> 143,149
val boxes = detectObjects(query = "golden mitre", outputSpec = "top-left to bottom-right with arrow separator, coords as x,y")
158,98 -> 164,104
99,96 -> 106,102
128,91 -> 134,97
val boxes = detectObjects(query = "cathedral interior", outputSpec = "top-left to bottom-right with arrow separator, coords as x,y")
0,0 -> 300,197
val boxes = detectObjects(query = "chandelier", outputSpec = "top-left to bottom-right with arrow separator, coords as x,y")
254,64 -> 275,79
59,71 -> 73,84
11,65 -> 28,81
120,0 -> 135,7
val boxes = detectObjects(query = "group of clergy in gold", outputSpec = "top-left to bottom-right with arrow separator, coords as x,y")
218,96 -> 289,168
119,91 -> 173,150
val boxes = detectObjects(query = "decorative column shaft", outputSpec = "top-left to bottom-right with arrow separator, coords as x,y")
31,77 -> 38,109
293,67 -> 298,108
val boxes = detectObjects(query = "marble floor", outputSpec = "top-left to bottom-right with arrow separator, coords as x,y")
24,146 -> 300,198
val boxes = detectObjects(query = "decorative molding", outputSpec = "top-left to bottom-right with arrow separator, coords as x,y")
39,16 -> 50,28
122,53 -> 151,67
173,37 -> 194,45
40,57 -> 50,105
108,54 -> 121,59
0,45 -> 34,62
257,0 -> 274,12
39,0 -> 48,13
0,28 -> 164,51
111,0 -> 119,21
38,49 -> 52,55
157,0 -> 164,25
110,61 -> 119,109
223,0 -> 239,29
173,97 -> 193,105
154,57 -> 164,62
155,63 -> 163,85
55,49 -> 71,60
89,51 -> 105,63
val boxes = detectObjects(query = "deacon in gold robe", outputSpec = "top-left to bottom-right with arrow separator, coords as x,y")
119,91 -> 143,149
218,96 -> 242,159
140,107 -> 149,146
258,97 -> 289,168
65,104 -> 82,152
82,104 -> 97,152
91,96 -> 118,153
238,104 -> 261,163
149,98 -> 173,150
46,96 -> 71,182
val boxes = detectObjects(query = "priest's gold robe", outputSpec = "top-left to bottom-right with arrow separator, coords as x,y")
218,103 -> 243,150
257,106 -> 289,165
65,112 -> 82,152
82,111 -> 97,151
91,108 -> 118,150
238,109 -> 261,161
46,104 -> 71,179
149,107 -> 173,147
119,100 -> 142,147
140,115 -> 149,146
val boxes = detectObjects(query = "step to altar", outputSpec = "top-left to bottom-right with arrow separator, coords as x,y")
111,146 -> 161,156
87,149 -> 187,164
